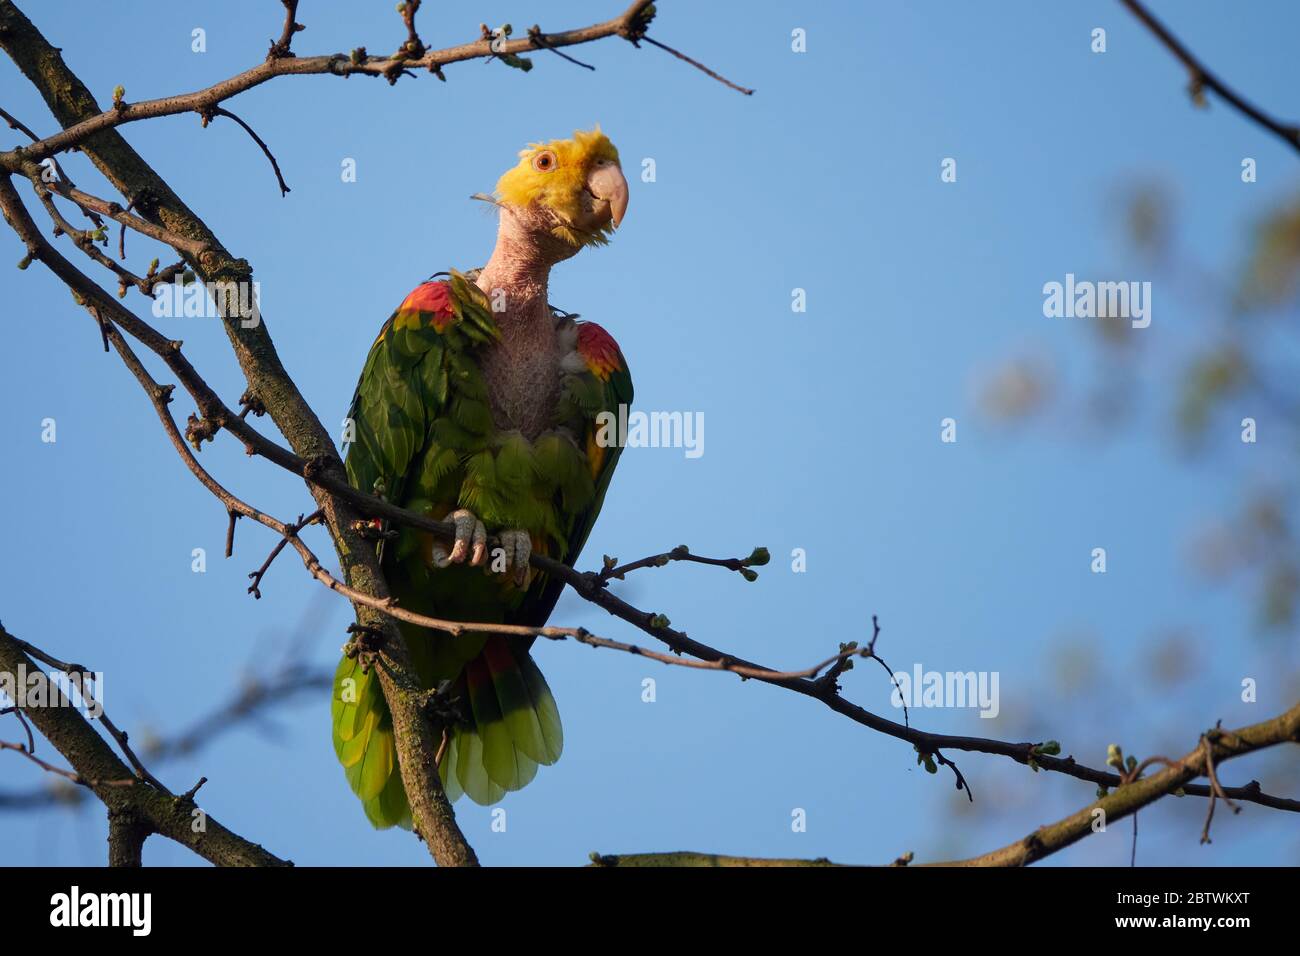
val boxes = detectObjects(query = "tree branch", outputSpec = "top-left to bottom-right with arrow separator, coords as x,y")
107,808 -> 149,867
0,0 -> 750,169
201,106 -> 291,197
267,0 -> 304,60
2,636 -> 332,812
0,1 -> 478,866
1120,0 -> 1300,154
0,623 -> 290,866
591,851 -> 842,867
936,701 -> 1300,866
592,701 -> 1300,867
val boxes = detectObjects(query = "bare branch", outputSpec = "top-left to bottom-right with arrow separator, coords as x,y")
394,0 -> 425,61
2,738 -> 134,790
107,809 -> 148,866
37,179 -> 208,260
0,3 -> 477,863
598,543 -> 769,582
1120,0 -> 1300,153
248,510 -> 323,598
0,104 -> 103,228
11,630 -> 169,793
1,645 -> 332,811
0,0 -> 754,169
0,103 -> 40,141
595,701 -> 1300,867
634,35 -> 754,95
591,851 -> 841,867
529,26 -> 597,71
936,701 -> 1300,866
0,623 -> 290,866
201,106 -> 291,197
267,0 -> 304,60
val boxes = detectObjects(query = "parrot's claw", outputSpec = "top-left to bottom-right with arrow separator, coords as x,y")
494,529 -> 532,587
429,510 -> 529,586
431,509 -> 488,568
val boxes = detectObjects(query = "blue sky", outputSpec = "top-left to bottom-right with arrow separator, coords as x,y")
2,0 -> 1297,866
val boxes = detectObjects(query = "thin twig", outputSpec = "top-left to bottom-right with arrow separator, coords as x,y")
1120,0 -> 1300,153
9,632 -> 171,794
2,739 -> 136,790
1199,726 -> 1243,843
395,0 -> 425,60
530,26 -> 597,70
30,176 -> 208,260
599,543 -> 768,582
0,624 -> 289,865
0,0 -> 754,169
203,107 -> 291,197
0,104 -> 40,142
1,705 -> 35,754
117,195 -> 136,260
0,105 -> 103,228
248,510 -> 322,598
267,0 -> 304,59
635,35 -> 754,95
937,702 -> 1300,866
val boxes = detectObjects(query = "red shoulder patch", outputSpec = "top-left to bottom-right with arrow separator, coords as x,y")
576,322 -> 623,381
396,280 -> 455,331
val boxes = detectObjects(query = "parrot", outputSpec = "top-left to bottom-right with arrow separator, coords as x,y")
331,127 -> 633,828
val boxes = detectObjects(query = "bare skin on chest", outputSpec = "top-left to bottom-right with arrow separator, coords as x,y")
474,204 -> 579,440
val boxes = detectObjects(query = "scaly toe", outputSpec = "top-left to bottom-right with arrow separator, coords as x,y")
492,530 -> 532,586
513,532 -> 531,587
447,509 -> 479,564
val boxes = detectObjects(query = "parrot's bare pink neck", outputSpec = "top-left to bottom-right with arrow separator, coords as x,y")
474,205 -> 577,438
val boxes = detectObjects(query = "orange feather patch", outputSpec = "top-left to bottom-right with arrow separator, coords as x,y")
394,280 -> 457,333
576,322 -> 623,381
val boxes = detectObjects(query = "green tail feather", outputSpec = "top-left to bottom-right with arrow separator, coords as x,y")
331,636 -> 563,828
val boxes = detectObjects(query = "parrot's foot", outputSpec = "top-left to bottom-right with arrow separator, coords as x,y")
430,509 -> 531,586
431,509 -> 488,568
494,529 -> 531,587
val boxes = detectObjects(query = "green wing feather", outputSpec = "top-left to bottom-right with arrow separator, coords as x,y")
334,274 -> 495,826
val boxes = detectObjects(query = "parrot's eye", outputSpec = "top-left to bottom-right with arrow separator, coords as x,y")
532,150 -> 557,172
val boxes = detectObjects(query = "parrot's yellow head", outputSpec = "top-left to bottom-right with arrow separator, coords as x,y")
494,127 -> 628,249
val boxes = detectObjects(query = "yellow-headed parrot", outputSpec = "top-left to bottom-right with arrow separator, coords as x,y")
331,128 -> 633,827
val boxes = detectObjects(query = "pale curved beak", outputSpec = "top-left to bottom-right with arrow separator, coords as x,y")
586,161 -> 629,228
